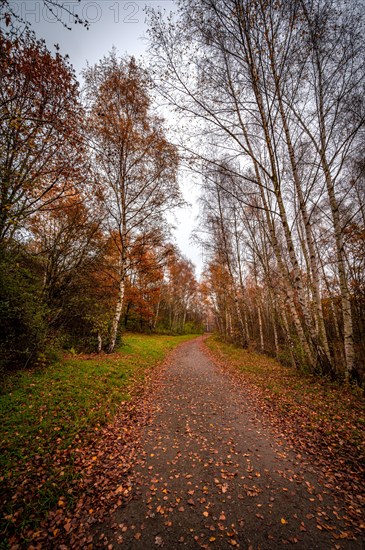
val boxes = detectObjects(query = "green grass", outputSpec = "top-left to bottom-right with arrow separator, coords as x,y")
0,332 -> 196,542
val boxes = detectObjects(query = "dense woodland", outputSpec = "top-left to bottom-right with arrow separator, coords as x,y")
1,0 -> 365,385
0,26 -> 203,371
148,0 -> 365,384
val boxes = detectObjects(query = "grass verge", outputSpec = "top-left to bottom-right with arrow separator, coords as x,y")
0,332 -> 197,545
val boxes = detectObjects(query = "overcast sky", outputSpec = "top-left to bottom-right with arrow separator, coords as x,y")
5,0 -> 204,276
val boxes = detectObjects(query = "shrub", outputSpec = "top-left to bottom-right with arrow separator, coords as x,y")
0,247 -> 48,371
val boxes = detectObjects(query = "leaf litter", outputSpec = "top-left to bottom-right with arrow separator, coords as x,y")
4,336 -> 364,548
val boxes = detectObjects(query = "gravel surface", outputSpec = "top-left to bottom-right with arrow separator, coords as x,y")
97,337 -> 363,549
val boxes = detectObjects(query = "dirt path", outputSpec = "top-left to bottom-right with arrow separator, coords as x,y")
97,338 -> 363,549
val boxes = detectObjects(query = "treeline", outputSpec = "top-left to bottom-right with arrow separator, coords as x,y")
0,30 -> 202,372
148,0 -> 365,384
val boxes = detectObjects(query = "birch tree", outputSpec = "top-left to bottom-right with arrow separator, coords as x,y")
147,0 -> 365,381
83,53 -> 181,352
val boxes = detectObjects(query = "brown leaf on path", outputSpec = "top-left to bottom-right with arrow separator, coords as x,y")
64,521 -> 72,534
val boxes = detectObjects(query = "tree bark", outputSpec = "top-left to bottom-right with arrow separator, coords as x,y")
108,275 -> 125,353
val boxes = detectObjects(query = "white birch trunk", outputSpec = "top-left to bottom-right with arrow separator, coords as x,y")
273,314 -> 279,356
273,73 -> 331,362
108,276 -> 125,353
257,303 -> 264,352
315,54 -> 355,378
153,289 -> 162,330
97,332 -> 102,354
323,165 -> 355,379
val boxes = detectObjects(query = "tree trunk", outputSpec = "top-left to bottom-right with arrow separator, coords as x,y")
316,64 -> 355,378
243,26 -> 319,369
108,276 -> 125,353
324,167 -> 355,379
224,52 -> 315,367
273,314 -> 279,356
257,302 -> 264,352
97,332 -> 102,353
153,290 -> 162,330
271,61 -> 331,364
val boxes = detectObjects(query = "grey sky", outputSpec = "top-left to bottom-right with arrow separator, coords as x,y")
4,0 -> 203,276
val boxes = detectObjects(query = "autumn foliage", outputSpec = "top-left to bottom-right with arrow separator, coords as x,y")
0,33 -> 202,371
